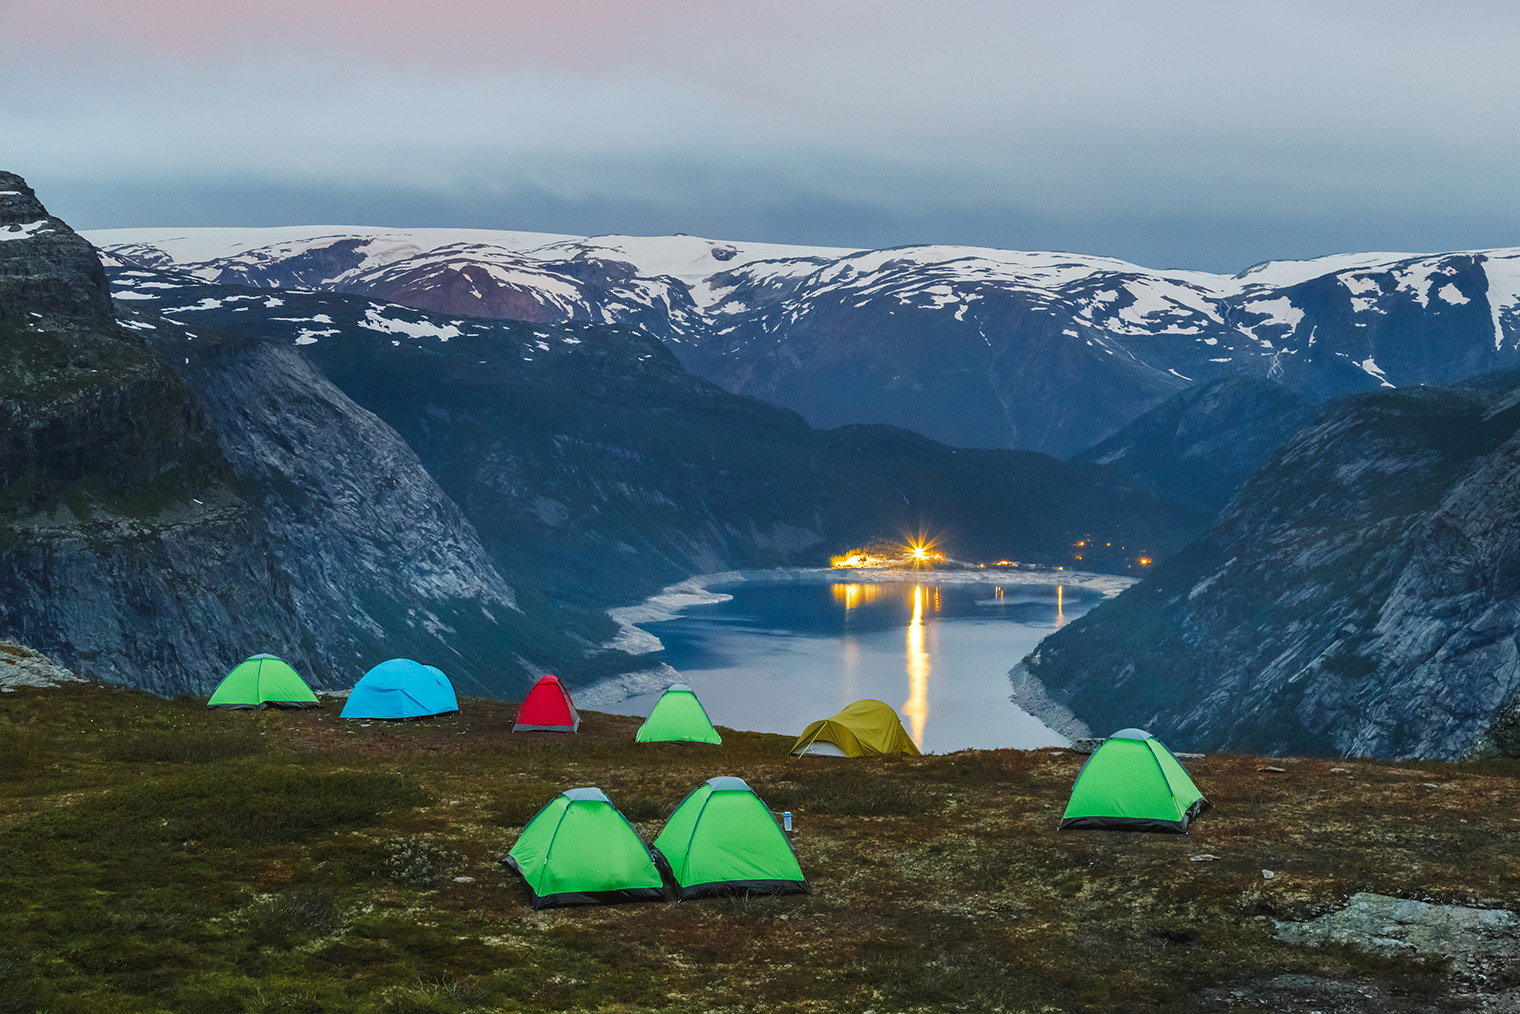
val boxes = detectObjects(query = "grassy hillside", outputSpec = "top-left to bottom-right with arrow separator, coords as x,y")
2,683 -> 1517,1013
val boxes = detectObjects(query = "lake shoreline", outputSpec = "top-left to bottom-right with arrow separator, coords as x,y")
602,565 -> 1137,657
578,566 -> 1136,734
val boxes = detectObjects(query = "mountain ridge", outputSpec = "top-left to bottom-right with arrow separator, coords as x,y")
91,225 -> 1520,456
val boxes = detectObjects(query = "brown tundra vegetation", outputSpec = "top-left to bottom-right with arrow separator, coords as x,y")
2,680 -> 1518,1013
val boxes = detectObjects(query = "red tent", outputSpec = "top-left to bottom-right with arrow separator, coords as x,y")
513,675 -> 580,733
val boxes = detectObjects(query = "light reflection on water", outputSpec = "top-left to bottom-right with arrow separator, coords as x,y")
904,585 -> 930,747
624,578 -> 1094,753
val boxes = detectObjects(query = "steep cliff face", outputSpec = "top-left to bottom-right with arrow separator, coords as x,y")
1,175 -> 216,498
0,320 -> 547,696
0,175 -> 528,695
1011,378 -> 1520,759
149,332 -> 525,694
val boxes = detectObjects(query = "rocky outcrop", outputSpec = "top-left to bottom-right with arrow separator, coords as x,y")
0,173 -> 215,501
1011,377 -> 1520,759
0,639 -> 85,690
0,172 -> 113,324
1275,893 -> 1519,966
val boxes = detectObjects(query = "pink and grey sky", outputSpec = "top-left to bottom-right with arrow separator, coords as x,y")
5,0 -> 1519,270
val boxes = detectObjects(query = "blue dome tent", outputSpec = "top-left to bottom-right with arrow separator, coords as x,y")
341,658 -> 459,720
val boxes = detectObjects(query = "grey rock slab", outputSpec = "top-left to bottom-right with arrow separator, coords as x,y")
1275,892 -> 1520,963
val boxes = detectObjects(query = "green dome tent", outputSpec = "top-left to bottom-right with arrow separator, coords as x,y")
207,655 -> 319,709
502,788 -> 668,909
653,776 -> 808,899
1058,728 -> 1209,833
790,699 -> 920,757
635,683 -> 722,744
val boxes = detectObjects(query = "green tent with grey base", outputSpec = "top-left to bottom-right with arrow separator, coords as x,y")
1058,728 -> 1209,833
208,655 -> 319,709
502,787 -> 668,909
653,776 -> 808,899
636,683 -> 722,744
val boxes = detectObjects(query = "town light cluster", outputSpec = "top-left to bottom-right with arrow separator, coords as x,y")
830,536 -> 946,570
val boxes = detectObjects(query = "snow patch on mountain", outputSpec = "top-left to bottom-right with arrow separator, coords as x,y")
1,220 -> 55,242
360,307 -> 461,342
1481,251 -> 1520,351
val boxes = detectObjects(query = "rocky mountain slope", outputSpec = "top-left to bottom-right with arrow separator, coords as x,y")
1068,377 -> 1319,514
1011,374 -> 1520,760
1,172 -> 531,697
3,173 -> 1202,698
91,226 -> 1520,456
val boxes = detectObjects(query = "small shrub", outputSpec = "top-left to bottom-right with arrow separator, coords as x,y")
242,889 -> 344,949
381,836 -> 457,890
853,939 -> 1020,1010
382,977 -> 489,1014
32,767 -> 433,852
934,749 -> 1037,783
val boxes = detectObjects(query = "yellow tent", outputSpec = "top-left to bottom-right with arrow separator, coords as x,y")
790,699 -> 921,757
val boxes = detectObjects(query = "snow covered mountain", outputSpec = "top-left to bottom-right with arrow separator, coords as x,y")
7,173 -> 1201,698
88,226 -> 1520,456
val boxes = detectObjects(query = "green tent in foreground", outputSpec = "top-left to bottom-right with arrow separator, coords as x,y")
207,655 -> 319,709
636,683 -> 722,744
1058,728 -> 1209,833
503,788 -> 667,909
654,776 -> 808,899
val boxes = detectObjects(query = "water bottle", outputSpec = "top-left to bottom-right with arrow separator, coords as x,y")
782,811 -> 793,832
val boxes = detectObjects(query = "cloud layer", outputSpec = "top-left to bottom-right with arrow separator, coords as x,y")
7,0 -> 1519,270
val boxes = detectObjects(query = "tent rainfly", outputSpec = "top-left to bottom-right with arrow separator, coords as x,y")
790,699 -> 920,757
341,658 -> 458,720
1058,728 -> 1210,833
207,655 -> 319,709
513,675 -> 579,733
653,776 -> 809,899
636,683 -> 722,744
502,787 -> 668,909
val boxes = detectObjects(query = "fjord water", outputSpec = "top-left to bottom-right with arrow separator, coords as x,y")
623,579 -> 1096,754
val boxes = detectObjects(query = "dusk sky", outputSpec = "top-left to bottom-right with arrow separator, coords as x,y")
6,0 -> 1519,271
